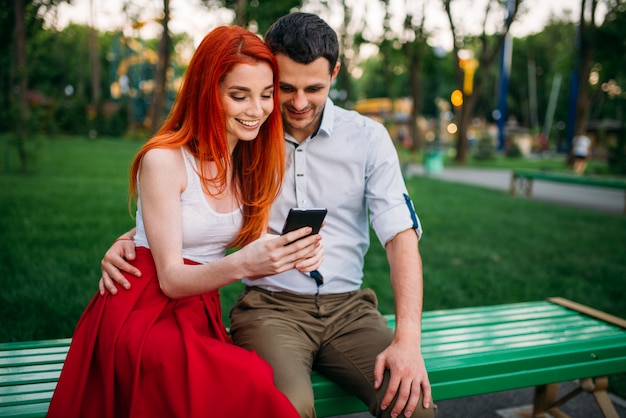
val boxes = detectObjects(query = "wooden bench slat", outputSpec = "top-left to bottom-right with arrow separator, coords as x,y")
423,316 -> 618,341
424,323 -> 623,346
423,319 -> 618,347
0,340 -> 71,354
0,354 -> 69,368
0,363 -> 63,378
0,388 -> 57,407
0,370 -> 61,386
424,333 -> 626,359
432,356 -> 626,401
429,340 -> 626,373
0,382 -> 57,397
0,402 -> 53,418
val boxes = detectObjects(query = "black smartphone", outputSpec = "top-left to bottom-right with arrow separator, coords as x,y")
281,208 -> 327,237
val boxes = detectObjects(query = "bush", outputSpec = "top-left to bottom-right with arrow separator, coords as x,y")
505,142 -> 523,159
473,135 -> 496,161
607,126 -> 626,175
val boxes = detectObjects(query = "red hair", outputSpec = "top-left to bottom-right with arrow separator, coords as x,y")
129,26 -> 284,248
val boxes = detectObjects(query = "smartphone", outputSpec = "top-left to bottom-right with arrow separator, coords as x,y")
281,208 -> 327,237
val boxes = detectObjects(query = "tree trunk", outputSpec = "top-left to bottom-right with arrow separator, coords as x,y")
88,0 -> 100,107
14,0 -> 29,173
150,0 -> 171,134
444,0 -> 520,164
407,41 -> 424,150
574,0 -> 596,138
233,0 -> 247,27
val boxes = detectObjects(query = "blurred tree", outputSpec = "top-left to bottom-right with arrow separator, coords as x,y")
570,0 -> 624,157
357,12 -> 406,102
592,1 -> 626,120
198,0 -> 303,35
506,19 -> 576,151
14,0 -> 29,172
88,0 -> 100,109
374,0 -> 429,150
333,0 -> 359,107
399,1 -> 428,150
353,0 -> 429,149
4,0 -> 69,172
592,2 -> 626,174
307,0 -> 367,108
245,0 -> 303,34
511,20 -> 576,132
443,0 -> 522,163
150,0 -> 171,134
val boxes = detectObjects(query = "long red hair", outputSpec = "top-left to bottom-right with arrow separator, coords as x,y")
129,26 -> 284,248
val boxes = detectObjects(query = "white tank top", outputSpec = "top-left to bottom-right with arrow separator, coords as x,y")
134,148 -> 243,264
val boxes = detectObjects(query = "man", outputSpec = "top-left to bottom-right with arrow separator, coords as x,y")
101,12 -> 436,418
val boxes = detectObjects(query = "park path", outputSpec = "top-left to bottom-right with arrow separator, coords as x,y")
404,164 -> 625,215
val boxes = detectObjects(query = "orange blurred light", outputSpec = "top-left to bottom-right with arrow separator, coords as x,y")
451,90 -> 463,107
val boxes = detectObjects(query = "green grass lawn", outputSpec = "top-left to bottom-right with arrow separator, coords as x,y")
2,135 -> 626,394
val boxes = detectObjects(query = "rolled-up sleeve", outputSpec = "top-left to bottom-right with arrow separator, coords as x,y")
366,124 -> 423,246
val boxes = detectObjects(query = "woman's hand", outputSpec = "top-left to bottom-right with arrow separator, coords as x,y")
242,227 -> 324,280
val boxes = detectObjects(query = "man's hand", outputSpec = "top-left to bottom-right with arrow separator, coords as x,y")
99,239 -> 141,295
374,340 -> 432,417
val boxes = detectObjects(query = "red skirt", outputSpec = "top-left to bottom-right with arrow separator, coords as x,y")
48,247 -> 299,418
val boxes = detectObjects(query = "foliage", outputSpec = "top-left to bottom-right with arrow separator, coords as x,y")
352,41 -> 457,118
473,134 -> 496,161
508,20 -> 576,142
504,141 -> 522,158
607,125 -> 626,175
353,53 -> 407,101
244,0 -> 303,35
592,4 -> 626,122
198,0 -> 303,34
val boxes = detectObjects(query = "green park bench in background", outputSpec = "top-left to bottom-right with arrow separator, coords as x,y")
510,169 -> 626,214
2,297 -> 626,418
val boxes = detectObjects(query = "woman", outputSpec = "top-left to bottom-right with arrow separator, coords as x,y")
47,26 -> 322,418
572,134 -> 591,175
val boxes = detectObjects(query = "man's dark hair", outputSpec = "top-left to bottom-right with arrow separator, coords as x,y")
265,12 -> 339,75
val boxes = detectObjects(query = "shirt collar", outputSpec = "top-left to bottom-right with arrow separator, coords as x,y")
285,97 -> 335,144
316,97 -> 334,138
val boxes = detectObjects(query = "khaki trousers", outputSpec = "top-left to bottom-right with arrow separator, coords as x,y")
229,287 -> 437,418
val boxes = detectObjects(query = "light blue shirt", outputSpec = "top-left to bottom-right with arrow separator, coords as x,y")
243,98 -> 422,295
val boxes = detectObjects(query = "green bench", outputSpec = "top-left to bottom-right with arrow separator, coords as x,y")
2,297 -> 626,418
510,169 -> 626,213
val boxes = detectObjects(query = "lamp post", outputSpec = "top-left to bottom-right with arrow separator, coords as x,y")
496,0 -> 516,151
